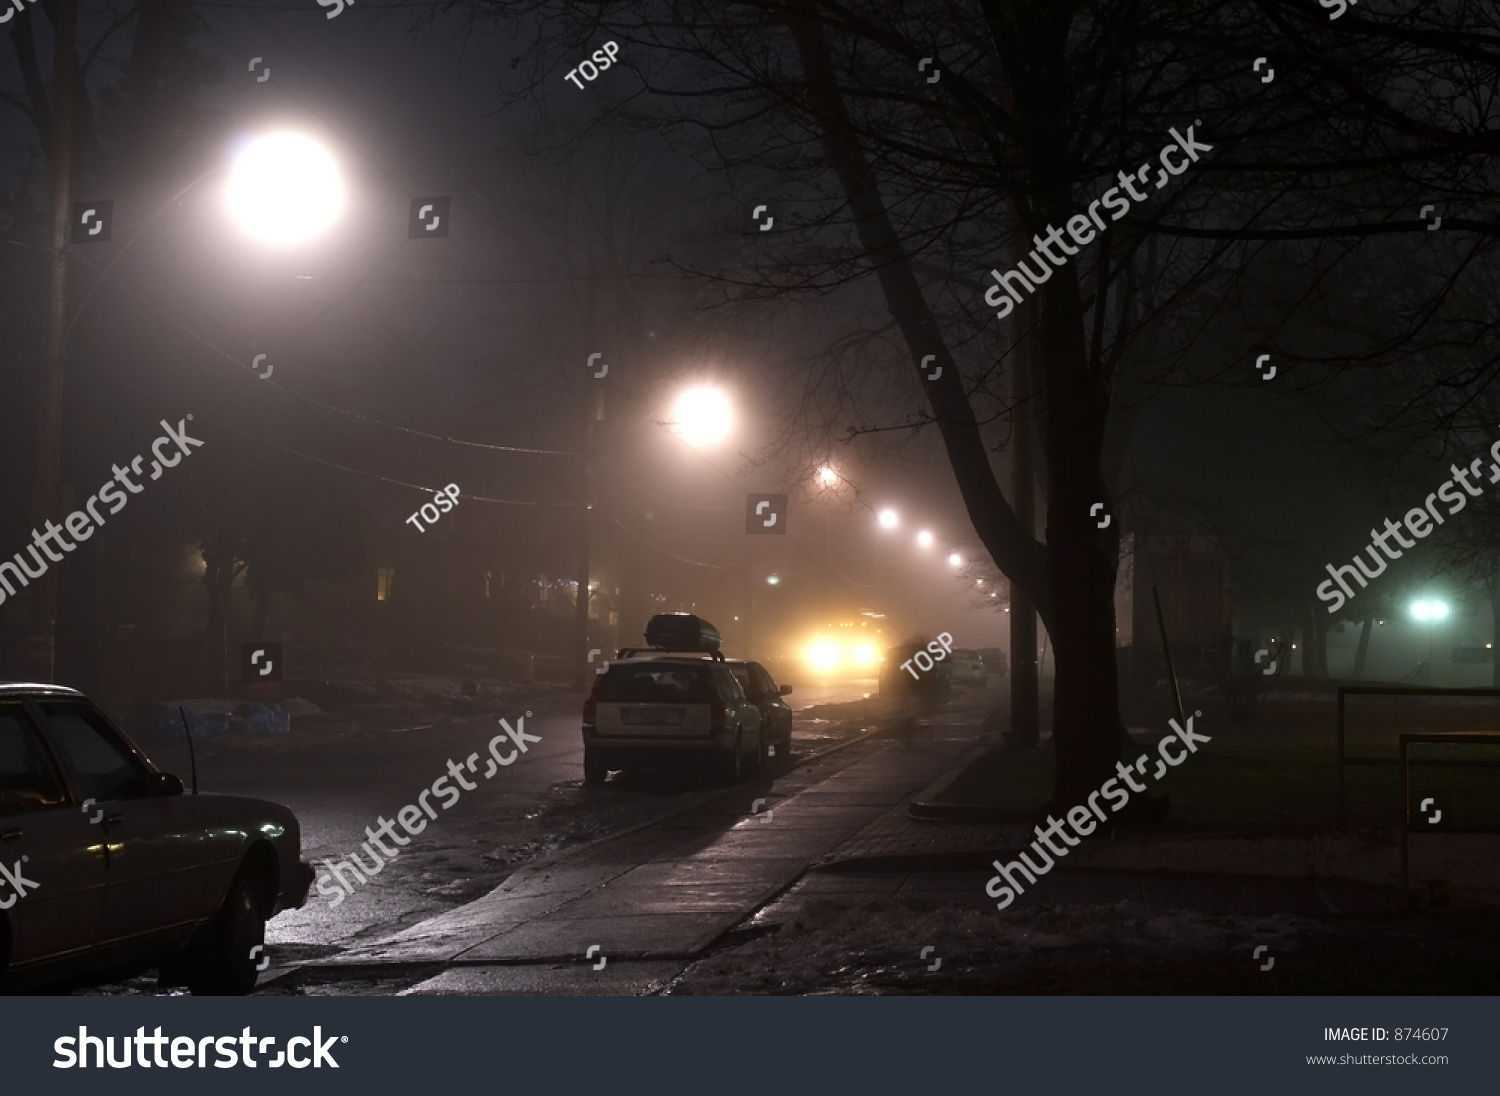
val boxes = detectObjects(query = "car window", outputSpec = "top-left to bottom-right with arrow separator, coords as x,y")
599,664 -> 715,704
712,667 -> 746,703
0,705 -> 67,815
751,665 -> 779,697
39,703 -> 152,802
728,666 -> 760,699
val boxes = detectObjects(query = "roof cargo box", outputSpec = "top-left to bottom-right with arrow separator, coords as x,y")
644,613 -> 722,653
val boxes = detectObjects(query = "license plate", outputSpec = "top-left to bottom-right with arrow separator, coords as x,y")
623,707 -> 684,725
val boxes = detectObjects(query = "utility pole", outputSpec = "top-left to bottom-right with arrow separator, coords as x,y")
30,0 -> 78,684
573,371 -> 601,691
744,540 -> 754,659
1006,296 -> 1041,749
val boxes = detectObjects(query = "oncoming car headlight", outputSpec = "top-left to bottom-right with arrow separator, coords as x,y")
805,641 -> 840,672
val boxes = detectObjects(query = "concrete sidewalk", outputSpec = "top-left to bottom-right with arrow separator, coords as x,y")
300,724 -> 989,985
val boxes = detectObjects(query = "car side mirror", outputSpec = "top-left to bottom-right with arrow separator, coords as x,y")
151,772 -> 184,797
779,684 -> 793,696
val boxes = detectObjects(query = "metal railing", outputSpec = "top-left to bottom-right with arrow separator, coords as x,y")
1336,686 -> 1500,817
1399,731 -> 1500,892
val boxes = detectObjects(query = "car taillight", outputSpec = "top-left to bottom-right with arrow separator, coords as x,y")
711,698 -> 727,730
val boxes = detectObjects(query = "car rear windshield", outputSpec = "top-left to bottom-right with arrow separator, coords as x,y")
599,663 -> 716,704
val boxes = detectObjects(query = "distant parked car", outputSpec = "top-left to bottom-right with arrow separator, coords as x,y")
948,648 -> 988,687
582,654 -> 764,784
0,683 -> 313,995
977,647 -> 1006,677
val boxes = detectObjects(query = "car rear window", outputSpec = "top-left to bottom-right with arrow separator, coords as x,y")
599,664 -> 715,704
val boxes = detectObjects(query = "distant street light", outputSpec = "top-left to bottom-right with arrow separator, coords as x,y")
766,574 -> 780,586
948,552 -> 962,567
669,385 -> 734,446
916,530 -> 934,548
1410,598 -> 1450,622
1411,597 -> 1450,670
225,132 -> 344,245
817,466 -> 838,487
877,508 -> 899,529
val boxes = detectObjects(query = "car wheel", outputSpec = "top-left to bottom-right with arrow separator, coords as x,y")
773,729 -> 791,760
188,863 -> 268,996
718,731 -> 744,786
583,748 -> 608,786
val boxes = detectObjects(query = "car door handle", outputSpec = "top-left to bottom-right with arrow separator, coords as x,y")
0,828 -> 20,841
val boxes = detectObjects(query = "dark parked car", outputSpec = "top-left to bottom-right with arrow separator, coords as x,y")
726,659 -> 794,760
977,647 -> 1007,677
0,683 -> 313,995
878,643 -> 951,700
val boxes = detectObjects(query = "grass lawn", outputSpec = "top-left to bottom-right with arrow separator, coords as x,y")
937,692 -> 1500,834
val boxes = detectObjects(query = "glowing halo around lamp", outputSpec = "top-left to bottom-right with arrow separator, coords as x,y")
225,132 -> 344,245
1410,598 -> 1450,622
669,385 -> 734,446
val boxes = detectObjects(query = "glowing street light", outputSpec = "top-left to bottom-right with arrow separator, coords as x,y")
669,385 -> 734,446
948,552 -> 962,567
225,132 -> 345,245
1411,597 -> 1451,671
916,530 -> 934,548
877,509 -> 899,529
816,466 -> 839,487
766,574 -> 780,586
1410,598 -> 1450,622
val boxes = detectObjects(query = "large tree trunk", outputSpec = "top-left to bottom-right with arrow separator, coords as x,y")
1038,256 -> 1125,804
784,7 -> 1121,805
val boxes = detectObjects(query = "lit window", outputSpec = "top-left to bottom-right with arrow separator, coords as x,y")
376,567 -> 395,602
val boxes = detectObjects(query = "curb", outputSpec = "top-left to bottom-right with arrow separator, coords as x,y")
813,848 -> 1007,874
906,741 -> 1041,823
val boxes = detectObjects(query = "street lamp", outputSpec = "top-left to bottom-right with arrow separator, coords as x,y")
877,508 -> 899,529
224,132 -> 345,245
30,121 -> 347,683
948,552 -> 962,567
668,385 -> 734,446
1410,597 -> 1450,669
816,466 -> 838,487
916,530 -> 934,548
